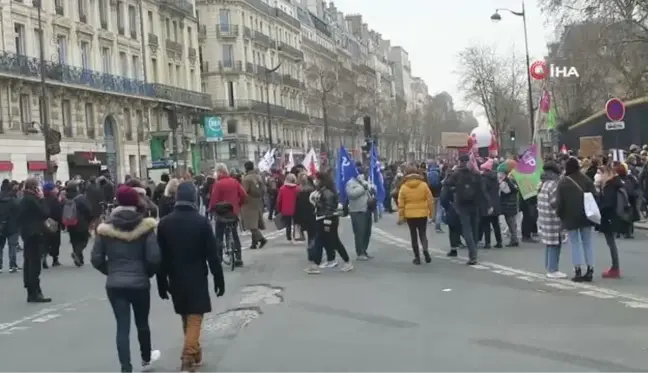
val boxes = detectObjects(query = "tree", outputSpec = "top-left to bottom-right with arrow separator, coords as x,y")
339,72 -> 374,148
456,44 -> 528,145
305,62 -> 338,156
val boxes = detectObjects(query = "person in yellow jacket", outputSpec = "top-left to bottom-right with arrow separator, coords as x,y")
397,166 -> 434,265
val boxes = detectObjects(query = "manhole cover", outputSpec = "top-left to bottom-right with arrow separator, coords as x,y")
240,284 -> 284,305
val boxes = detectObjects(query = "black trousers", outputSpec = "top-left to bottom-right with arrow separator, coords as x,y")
23,235 -> 43,295
406,217 -> 428,255
69,230 -> 90,259
448,225 -> 462,248
46,230 -> 61,258
480,216 -> 502,245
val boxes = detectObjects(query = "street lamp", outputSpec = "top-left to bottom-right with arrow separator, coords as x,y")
491,2 -> 535,137
264,51 -> 302,149
34,0 -> 53,181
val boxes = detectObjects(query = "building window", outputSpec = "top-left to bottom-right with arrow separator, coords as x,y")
62,99 -> 72,137
187,27 -> 192,47
168,63 -> 173,85
80,41 -> 90,69
124,108 -> 133,140
222,44 -> 233,67
135,110 -> 143,141
227,119 -> 237,134
85,103 -> 95,139
119,52 -> 128,77
19,94 -> 30,127
117,1 -> 124,33
172,21 -> 178,41
128,5 -> 137,38
34,28 -> 41,59
151,58 -> 157,81
189,69 -> 194,90
99,0 -> 108,28
175,65 -> 181,86
55,0 -> 65,14
147,11 -> 154,33
57,35 -> 67,64
219,9 -> 230,31
165,18 -> 170,39
101,47 -> 111,73
78,0 -> 87,21
132,55 -> 140,80
14,24 -> 25,56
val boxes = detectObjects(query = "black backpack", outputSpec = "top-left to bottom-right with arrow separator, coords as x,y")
455,171 -> 477,203
616,188 -> 633,222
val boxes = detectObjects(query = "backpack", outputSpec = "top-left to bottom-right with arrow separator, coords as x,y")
62,197 -> 80,227
616,188 -> 633,222
427,170 -> 441,190
455,171 -> 477,203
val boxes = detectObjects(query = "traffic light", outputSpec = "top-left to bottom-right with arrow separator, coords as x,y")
509,130 -> 516,142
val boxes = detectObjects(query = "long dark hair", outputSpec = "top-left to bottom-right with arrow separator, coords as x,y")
316,171 -> 335,192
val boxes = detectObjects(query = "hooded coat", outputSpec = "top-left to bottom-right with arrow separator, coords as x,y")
599,175 -> 625,234
397,174 -> 433,220
91,207 -> 160,289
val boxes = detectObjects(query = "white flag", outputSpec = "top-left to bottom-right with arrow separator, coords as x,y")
258,148 -> 276,172
286,149 -> 295,171
301,148 -> 319,175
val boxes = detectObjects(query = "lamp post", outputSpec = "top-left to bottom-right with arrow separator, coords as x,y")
35,0 -> 52,181
264,63 -> 282,148
490,2 -> 535,137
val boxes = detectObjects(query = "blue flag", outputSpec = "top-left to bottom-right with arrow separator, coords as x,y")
370,143 -> 385,203
335,145 -> 357,203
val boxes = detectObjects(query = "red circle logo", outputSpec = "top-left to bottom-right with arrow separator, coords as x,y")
529,61 -> 548,80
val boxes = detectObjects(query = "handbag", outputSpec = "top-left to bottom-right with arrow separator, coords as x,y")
273,213 -> 286,230
567,177 -> 601,224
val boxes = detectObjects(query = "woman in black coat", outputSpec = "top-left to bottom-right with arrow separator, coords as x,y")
294,174 -> 316,247
598,166 -> 624,278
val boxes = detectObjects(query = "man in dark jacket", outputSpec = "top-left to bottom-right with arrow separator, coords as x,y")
152,173 -> 169,205
156,182 -> 224,372
42,182 -> 62,268
443,156 -> 492,265
85,176 -> 104,220
63,183 -> 93,267
18,178 -> 51,302
0,179 -> 20,272
479,163 -> 502,248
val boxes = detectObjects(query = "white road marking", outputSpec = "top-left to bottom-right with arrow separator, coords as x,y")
32,314 -> 61,323
579,291 -> 616,299
492,270 -> 515,276
622,301 -> 648,308
516,276 -> 535,282
0,297 -> 95,336
442,288 -> 452,292
471,264 -> 490,270
373,228 -> 648,306
0,326 -> 29,335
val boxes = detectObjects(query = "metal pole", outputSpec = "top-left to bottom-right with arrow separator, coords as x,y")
137,0 -> 148,179
265,72 -> 272,147
522,2 -> 534,138
36,1 -> 52,181
322,93 -> 329,160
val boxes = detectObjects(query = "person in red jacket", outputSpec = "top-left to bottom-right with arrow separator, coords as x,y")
209,163 -> 247,266
275,173 -> 299,242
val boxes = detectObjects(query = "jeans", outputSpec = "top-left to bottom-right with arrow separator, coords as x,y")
214,220 -> 242,262
504,215 -> 519,244
406,217 -> 428,255
603,231 -> 620,269
545,245 -> 561,272
567,227 -> 594,267
107,288 -> 152,373
0,232 -> 20,268
181,314 -> 203,366
433,198 -> 443,230
349,211 -> 372,256
458,209 -> 479,260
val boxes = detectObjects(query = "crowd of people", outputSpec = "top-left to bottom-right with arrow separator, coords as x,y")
0,144 -> 646,372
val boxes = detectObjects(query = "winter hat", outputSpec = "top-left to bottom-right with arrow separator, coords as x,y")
42,182 -> 56,193
115,185 -> 140,207
175,181 -> 197,203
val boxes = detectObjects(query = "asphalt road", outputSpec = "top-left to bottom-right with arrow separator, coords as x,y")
0,215 -> 647,371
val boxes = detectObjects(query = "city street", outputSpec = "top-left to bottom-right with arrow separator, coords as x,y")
0,216 -> 647,371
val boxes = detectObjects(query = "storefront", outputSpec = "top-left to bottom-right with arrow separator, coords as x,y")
27,161 -> 48,180
0,160 -> 13,181
67,151 -> 107,180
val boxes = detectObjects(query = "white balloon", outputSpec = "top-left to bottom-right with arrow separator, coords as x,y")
470,126 -> 493,148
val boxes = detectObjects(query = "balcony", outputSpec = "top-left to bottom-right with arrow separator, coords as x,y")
212,99 -> 286,117
281,74 -> 302,89
218,60 -> 243,73
285,109 -> 309,121
242,26 -> 252,39
278,42 -> 303,60
165,39 -> 183,56
216,24 -> 239,38
158,0 -> 194,17
148,33 -> 158,48
198,25 -> 206,41
253,31 -> 271,46
0,52 -> 211,108
274,8 -> 300,29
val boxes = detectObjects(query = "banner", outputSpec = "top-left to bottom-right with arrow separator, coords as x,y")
335,145 -> 357,203
369,143 -> 385,203
510,144 -> 543,200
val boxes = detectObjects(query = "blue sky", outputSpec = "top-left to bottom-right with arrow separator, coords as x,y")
331,0 -> 554,125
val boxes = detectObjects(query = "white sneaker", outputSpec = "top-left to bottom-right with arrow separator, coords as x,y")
546,271 -> 568,279
304,265 -> 321,274
319,261 -> 338,268
340,262 -> 354,272
141,349 -> 161,372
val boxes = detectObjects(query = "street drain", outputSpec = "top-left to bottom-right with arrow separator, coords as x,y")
240,284 -> 284,305
203,306 -> 262,338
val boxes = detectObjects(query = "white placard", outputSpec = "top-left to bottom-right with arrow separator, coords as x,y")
605,121 -> 625,131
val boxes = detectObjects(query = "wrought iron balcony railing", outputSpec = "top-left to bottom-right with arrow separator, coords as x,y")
285,109 -> 309,121
282,74 -> 302,89
212,99 -> 286,116
158,0 -> 193,17
278,42 -> 304,60
0,52 -> 211,107
217,24 -> 239,38
253,31 -> 271,45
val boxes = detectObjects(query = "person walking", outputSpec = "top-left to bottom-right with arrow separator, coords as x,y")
346,173 -> 375,260
537,161 -> 567,278
556,157 -> 597,282
276,173 -> 299,243
241,161 -> 267,249
91,185 -> 161,373
18,178 -> 51,302
479,160 -> 502,248
427,161 -> 444,233
599,165 -> 625,278
42,182 -> 62,268
398,166 -> 434,264
0,179 -> 21,273
294,174 -> 316,248
156,181 -> 225,372
62,182 -> 93,267
498,162 -> 520,247
157,178 -> 180,218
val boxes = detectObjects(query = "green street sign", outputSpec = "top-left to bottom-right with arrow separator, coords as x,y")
202,115 -> 224,142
